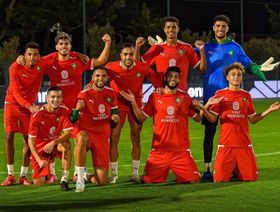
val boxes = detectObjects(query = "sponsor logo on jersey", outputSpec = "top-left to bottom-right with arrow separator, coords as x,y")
98,104 -> 105,113
167,106 -> 175,115
72,63 -> 77,69
36,66 -> 41,71
178,49 -> 184,55
61,70 -> 69,79
136,72 -> 141,78
49,126 -> 56,135
232,101 -> 239,111
169,59 -> 176,67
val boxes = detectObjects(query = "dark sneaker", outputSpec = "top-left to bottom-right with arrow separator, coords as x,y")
201,171 -> 213,182
60,181 -> 70,191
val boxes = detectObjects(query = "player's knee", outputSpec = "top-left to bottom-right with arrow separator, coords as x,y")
33,178 -> 45,186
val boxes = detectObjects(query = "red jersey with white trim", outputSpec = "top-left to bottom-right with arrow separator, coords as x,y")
28,105 -> 73,144
209,89 -> 256,147
77,87 -> 118,140
142,41 -> 200,91
143,90 -> 197,151
5,60 -> 49,108
105,61 -> 161,105
45,53 -> 92,109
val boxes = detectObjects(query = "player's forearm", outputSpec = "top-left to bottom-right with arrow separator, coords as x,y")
28,137 -> 41,163
249,110 -> 271,124
201,106 -> 217,123
131,101 -> 147,122
198,49 -> 207,73
92,42 -> 111,66
52,131 -> 71,145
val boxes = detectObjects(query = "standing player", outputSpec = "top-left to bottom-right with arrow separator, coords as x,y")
2,42 -> 51,186
71,68 -> 120,192
135,16 -> 207,91
28,87 -> 72,190
105,43 -> 162,183
120,66 -> 203,183
194,62 -> 280,182
195,15 -> 279,181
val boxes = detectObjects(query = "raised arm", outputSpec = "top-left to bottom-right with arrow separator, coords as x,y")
92,34 -> 111,67
194,40 -> 207,73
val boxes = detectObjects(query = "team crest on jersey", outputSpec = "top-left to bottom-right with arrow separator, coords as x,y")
98,104 -> 105,113
243,97 -> 247,102
136,72 -> 141,78
107,97 -> 112,103
169,59 -> 176,67
175,98 -> 181,103
55,117 -> 60,122
167,106 -> 175,115
228,50 -> 233,56
72,63 -> 77,69
36,66 -> 41,71
232,101 -> 239,111
49,126 -> 56,135
61,70 -> 69,79
178,49 -> 184,55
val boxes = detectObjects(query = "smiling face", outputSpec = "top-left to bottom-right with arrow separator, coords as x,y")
120,47 -> 134,69
24,48 -> 40,68
91,69 -> 108,90
213,20 -> 229,40
164,21 -> 179,43
47,90 -> 62,110
164,71 -> 180,90
56,39 -> 72,57
226,68 -> 243,87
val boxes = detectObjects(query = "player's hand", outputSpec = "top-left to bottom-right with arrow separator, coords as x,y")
111,114 -> 120,124
147,35 -> 163,46
207,96 -> 225,105
260,57 -> 280,72
194,40 -> 205,51
268,102 -> 280,112
192,100 -> 203,109
78,53 -> 90,64
29,105 -> 40,113
16,55 -> 26,65
83,81 -> 93,89
135,37 -> 146,48
155,87 -> 164,95
70,109 -> 80,124
38,159 -> 48,168
102,34 -> 111,44
43,141 -> 55,154
119,90 -> 136,103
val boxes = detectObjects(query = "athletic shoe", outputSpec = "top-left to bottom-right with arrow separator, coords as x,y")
75,180 -> 85,192
19,176 -> 32,185
1,175 -> 16,186
72,168 -> 89,183
109,174 -> 118,184
60,181 -> 70,191
131,174 -> 141,183
45,174 -> 58,184
201,171 -> 213,182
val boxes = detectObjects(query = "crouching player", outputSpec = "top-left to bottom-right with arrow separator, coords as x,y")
120,66 -> 203,183
71,68 -> 120,192
195,62 -> 280,182
28,87 -> 72,190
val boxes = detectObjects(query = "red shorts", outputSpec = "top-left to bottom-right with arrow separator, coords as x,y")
143,149 -> 200,183
87,131 -> 109,170
213,145 -> 258,182
4,102 -> 30,135
118,100 -> 143,126
30,141 -> 62,179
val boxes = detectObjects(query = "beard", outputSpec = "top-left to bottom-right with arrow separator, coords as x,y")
164,80 -> 178,90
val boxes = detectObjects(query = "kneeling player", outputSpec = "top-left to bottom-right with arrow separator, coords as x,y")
120,66 -> 204,183
28,87 -> 72,190
195,62 -> 280,182
71,68 -> 119,192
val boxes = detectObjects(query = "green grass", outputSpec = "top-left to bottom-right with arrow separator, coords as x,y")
0,99 -> 279,211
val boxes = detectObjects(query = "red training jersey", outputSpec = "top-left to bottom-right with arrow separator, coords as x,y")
105,61 -> 161,105
142,40 -> 200,91
209,88 -> 256,147
143,90 -> 197,151
5,60 -> 50,108
28,105 -> 73,146
76,87 -> 118,140
44,53 -> 92,109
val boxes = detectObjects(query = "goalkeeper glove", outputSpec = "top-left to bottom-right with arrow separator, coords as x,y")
147,35 -> 163,46
247,63 -> 267,81
260,57 -> 279,72
70,109 -> 80,124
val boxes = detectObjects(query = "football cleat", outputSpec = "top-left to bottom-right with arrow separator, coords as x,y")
201,171 -> 213,182
109,174 -> 118,184
19,176 -> 32,185
75,180 -> 85,192
60,181 -> 70,191
1,175 -> 16,186
45,174 -> 58,184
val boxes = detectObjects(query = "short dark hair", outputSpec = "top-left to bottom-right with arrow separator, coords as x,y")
213,14 -> 230,25
55,32 -> 72,44
47,86 -> 62,94
224,62 -> 245,76
120,43 -> 134,51
25,41 -> 40,51
163,16 -> 180,27
92,66 -> 108,74
164,66 -> 181,77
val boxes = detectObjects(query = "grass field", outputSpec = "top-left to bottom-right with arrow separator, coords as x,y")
0,99 -> 279,211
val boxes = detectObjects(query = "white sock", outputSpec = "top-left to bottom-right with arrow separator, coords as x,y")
61,170 -> 69,182
110,161 -> 118,176
132,160 -> 140,175
7,164 -> 14,176
50,162 -> 56,175
20,166 -> 28,177
76,166 -> 85,182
